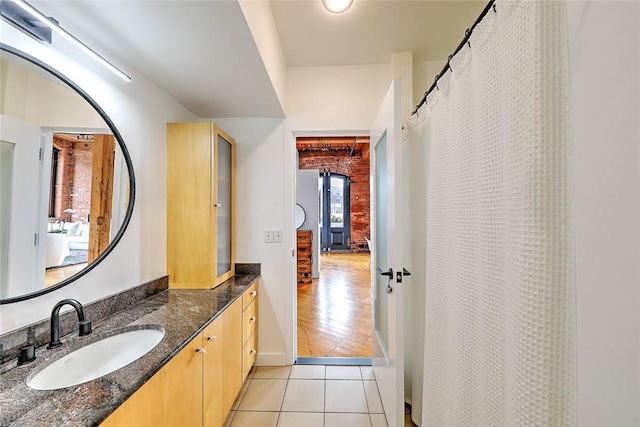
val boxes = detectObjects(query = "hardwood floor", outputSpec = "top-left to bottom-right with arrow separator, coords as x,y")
297,252 -> 372,358
45,263 -> 87,287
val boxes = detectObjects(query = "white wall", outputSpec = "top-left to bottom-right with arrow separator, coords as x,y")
413,60 -> 446,108
238,0 -> 287,109
285,64 -> 391,131
210,117 -> 291,366
0,21 -> 197,333
568,2 -> 640,425
1,57 -> 102,127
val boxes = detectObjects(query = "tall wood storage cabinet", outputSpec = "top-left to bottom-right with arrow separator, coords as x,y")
167,122 -> 235,289
297,230 -> 312,284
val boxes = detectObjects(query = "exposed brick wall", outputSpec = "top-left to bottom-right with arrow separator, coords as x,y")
298,150 -> 370,251
51,138 -> 92,223
70,142 -> 93,223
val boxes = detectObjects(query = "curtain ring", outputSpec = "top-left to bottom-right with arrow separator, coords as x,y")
447,54 -> 454,72
465,28 -> 472,48
492,3 -> 497,13
434,76 -> 439,91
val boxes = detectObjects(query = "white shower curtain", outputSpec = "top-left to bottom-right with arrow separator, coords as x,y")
407,1 -> 575,425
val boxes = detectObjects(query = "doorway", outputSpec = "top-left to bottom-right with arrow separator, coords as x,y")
319,172 -> 351,252
295,135 -> 372,362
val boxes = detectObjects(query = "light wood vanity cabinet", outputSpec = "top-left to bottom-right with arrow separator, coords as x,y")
101,286 -> 258,427
101,333 -> 203,427
203,299 -> 242,427
167,122 -> 235,289
242,282 -> 258,379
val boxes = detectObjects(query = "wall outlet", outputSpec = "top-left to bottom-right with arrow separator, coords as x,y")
264,230 -> 283,243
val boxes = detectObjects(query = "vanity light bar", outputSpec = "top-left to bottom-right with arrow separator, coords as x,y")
8,0 -> 131,82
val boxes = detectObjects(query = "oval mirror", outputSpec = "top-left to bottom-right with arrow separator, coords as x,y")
295,204 -> 306,229
0,45 -> 135,304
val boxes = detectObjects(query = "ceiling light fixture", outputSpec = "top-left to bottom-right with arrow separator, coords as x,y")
322,0 -> 354,14
5,0 -> 131,81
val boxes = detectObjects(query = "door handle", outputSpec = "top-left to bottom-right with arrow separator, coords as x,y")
378,267 -> 394,294
377,267 -> 393,277
402,268 -> 411,276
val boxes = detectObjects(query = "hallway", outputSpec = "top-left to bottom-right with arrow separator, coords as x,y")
297,252 -> 371,358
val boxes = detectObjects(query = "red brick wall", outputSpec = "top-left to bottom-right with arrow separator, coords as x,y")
298,150 -> 370,251
70,142 -> 93,223
51,138 -> 92,223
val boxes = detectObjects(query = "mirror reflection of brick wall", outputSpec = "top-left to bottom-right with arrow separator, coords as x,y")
52,136 -> 93,223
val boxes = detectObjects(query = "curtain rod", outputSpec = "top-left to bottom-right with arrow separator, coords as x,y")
411,0 -> 496,116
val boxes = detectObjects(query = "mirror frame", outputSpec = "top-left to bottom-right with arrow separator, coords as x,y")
295,204 -> 306,229
0,43 -> 136,304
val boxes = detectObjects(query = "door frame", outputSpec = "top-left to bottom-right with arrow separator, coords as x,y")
290,130 -> 370,364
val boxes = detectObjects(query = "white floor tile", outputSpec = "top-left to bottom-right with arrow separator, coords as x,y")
325,380 -> 369,413
326,365 -> 363,380
232,378 -> 251,410
246,366 -> 256,379
290,365 -> 326,379
363,380 -> 384,413
230,411 -> 279,427
281,379 -> 325,412
360,366 -> 375,381
277,412 -> 324,427
229,365 -> 391,427
370,413 -> 388,427
324,413 -> 372,427
253,366 -> 292,379
237,379 -> 287,411
223,410 -> 236,427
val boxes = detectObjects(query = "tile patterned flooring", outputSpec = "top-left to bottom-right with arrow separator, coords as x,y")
225,365 -> 392,427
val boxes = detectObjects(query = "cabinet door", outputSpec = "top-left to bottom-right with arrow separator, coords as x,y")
203,298 -> 242,427
167,122 -> 213,288
101,336 -> 203,427
212,125 -> 235,285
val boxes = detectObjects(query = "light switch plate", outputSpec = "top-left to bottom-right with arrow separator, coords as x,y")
264,230 -> 283,243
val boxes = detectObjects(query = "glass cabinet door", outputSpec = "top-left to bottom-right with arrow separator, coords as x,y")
213,126 -> 234,283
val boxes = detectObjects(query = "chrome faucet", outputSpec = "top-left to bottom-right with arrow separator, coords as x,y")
47,299 -> 92,349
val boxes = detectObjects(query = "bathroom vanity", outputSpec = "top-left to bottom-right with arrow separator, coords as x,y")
0,275 -> 259,426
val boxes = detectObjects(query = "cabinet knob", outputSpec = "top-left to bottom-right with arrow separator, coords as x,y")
250,291 -> 257,297
214,203 -> 222,207
207,336 -> 218,341
249,349 -> 256,355
250,317 -> 256,323
196,347 -> 207,354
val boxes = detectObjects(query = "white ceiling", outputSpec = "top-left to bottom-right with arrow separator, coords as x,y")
28,0 -> 485,118
270,0 -> 486,66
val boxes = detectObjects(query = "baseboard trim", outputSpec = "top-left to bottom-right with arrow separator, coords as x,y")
255,352 -> 287,366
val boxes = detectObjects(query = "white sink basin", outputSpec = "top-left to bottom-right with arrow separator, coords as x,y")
27,327 -> 165,390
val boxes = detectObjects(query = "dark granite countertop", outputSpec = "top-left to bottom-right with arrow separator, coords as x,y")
0,275 -> 259,427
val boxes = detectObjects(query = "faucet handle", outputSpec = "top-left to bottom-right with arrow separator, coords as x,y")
79,320 -> 92,336
18,344 -> 36,365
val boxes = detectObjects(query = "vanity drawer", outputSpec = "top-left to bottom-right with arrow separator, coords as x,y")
242,331 -> 257,380
242,282 -> 257,310
242,299 -> 258,345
